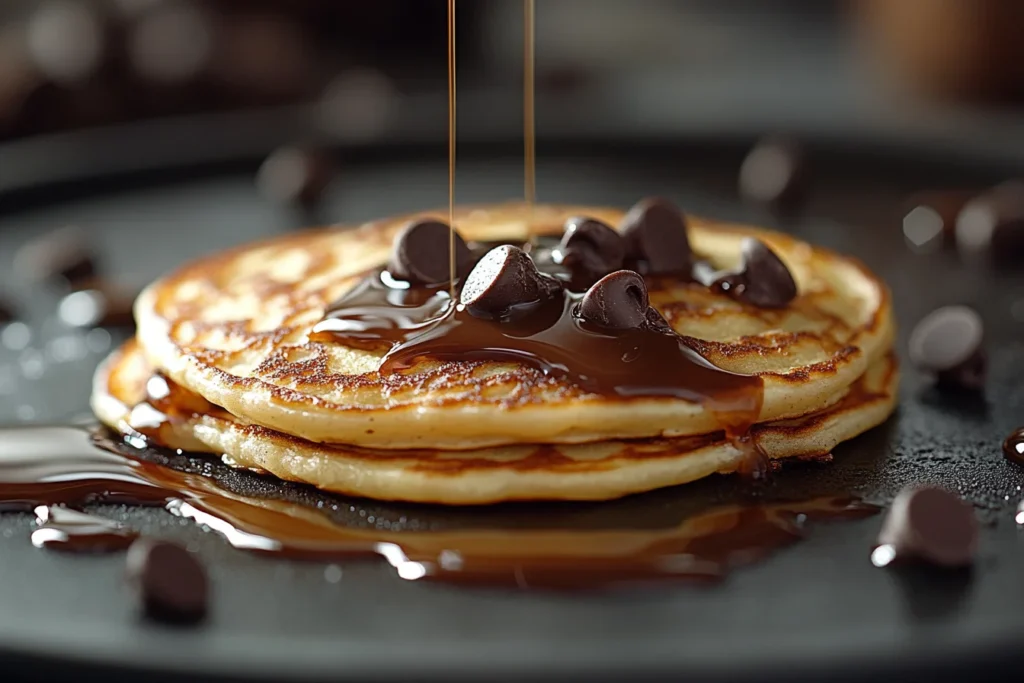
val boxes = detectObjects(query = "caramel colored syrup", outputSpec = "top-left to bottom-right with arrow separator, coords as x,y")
447,0 -> 458,296
524,0 -> 536,209
0,426 -> 877,588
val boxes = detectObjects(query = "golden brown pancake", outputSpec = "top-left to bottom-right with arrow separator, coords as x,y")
132,203 -> 894,450
92,340 -> 897,504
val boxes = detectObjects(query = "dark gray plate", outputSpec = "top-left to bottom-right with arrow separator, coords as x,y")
1,145 -> 1023,683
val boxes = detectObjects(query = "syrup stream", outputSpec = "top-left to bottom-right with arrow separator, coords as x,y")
447,0 -> 458,297
524,0 -> 536,208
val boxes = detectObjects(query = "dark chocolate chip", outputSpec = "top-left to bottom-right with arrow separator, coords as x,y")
388,219 -> 473,285
317,69 -> 398,142
461,245 -> 559,320
0,297 -> 14,324
209,14 -> 315,102
57,282 -> 136,329
125,539 -> 208,624
875,486 -> 977,568
126,1 -> 214,86
579,270 -> 649,330
908,306 -> 986,391
1002,427 -> 1024,466
955,180 -> 1024,264
901,190 -> 973,253
26,1 -> 109,86
733,238 -> 798,309
738,137 -> 806,211
557,216 -> 625,285
256,146 -> 335,209
14,225 -> 97,289
619,198 -> 692,274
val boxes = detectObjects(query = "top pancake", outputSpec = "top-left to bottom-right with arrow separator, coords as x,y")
134,203 -> 893,449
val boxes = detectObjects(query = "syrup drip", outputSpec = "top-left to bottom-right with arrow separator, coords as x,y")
447,0 -> 458,296
523,0 -> 536,208
0,426 -> 877,588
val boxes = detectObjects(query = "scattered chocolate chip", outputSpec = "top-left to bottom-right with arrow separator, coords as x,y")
461,245 -> 560,320
317,68 -> 397,143
556,216 -> 625,286
26,1 -> 109,85
256,146 -> 335,209
538,65 -> 589,95
387,219 -> 473,285
578,270 -> 649,330
955,181 -> 1024,264
901,190 -> 973,253
0,297 -> 14,323
57,283 -> 136,329
209,14 -> 315,102
874,486 -> 977,568
734,239 -> 798,308
1003,427 -> 1024,466
125,539 -> 208,625
619,198 -> 692,274
126,1 -> 214,86
908,306 -> 986,391
738,137 -> 806,211
14,226 -> 97,289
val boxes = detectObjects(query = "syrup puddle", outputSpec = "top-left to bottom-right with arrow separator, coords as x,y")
0,426 -> 877,589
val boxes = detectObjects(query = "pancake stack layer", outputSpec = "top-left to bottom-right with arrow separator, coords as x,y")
92,202 -> 897,504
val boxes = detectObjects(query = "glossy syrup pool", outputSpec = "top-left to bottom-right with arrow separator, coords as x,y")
0,425 -> 879,589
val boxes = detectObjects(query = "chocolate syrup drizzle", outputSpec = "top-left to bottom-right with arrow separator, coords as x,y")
312,239 -> 764,436
0,426 -> 877,588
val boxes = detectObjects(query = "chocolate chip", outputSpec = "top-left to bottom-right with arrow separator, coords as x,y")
738,137 -> 806,211
728,238 -> 798,309
556,216 -> 625,286
15,225 -> 97,289
57,283 -> 136,329
125,539 -> 208,624
126,1 -> 214,86
901,190 -> 973,253
619,198 -> 692,274
27,1 -> 109,86
874,487 -> 977,568
1004,427 -> 1024,466
955,181 -> 1024,264
579,270 -> 649,330
461,245 -> 560,320
908,306 -> 986,391
0,297 -> 14,324
388,219 -> 473,285
256,146 -> 335,209
209,14 -> 315,102
317,68 -> 397,142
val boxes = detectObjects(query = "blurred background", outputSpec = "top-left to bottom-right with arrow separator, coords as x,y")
1,0 -> 1024,420
2,0 -> 1024,186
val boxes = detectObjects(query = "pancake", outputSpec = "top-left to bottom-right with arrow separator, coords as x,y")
133,203 -> 893,450
92,340 -> 898,504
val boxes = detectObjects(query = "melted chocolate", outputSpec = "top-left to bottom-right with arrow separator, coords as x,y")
314,239 -> 764,437
32,505 -> 138,553
309,272 -> 453,351
1003,427 -> 1024,465
381,288 -> 763,429
0,426 -> 877,588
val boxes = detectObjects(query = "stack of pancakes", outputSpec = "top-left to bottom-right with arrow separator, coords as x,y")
92,202 -> 896,505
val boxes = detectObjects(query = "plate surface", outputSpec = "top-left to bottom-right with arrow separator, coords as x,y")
1,150 -> 1023,682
